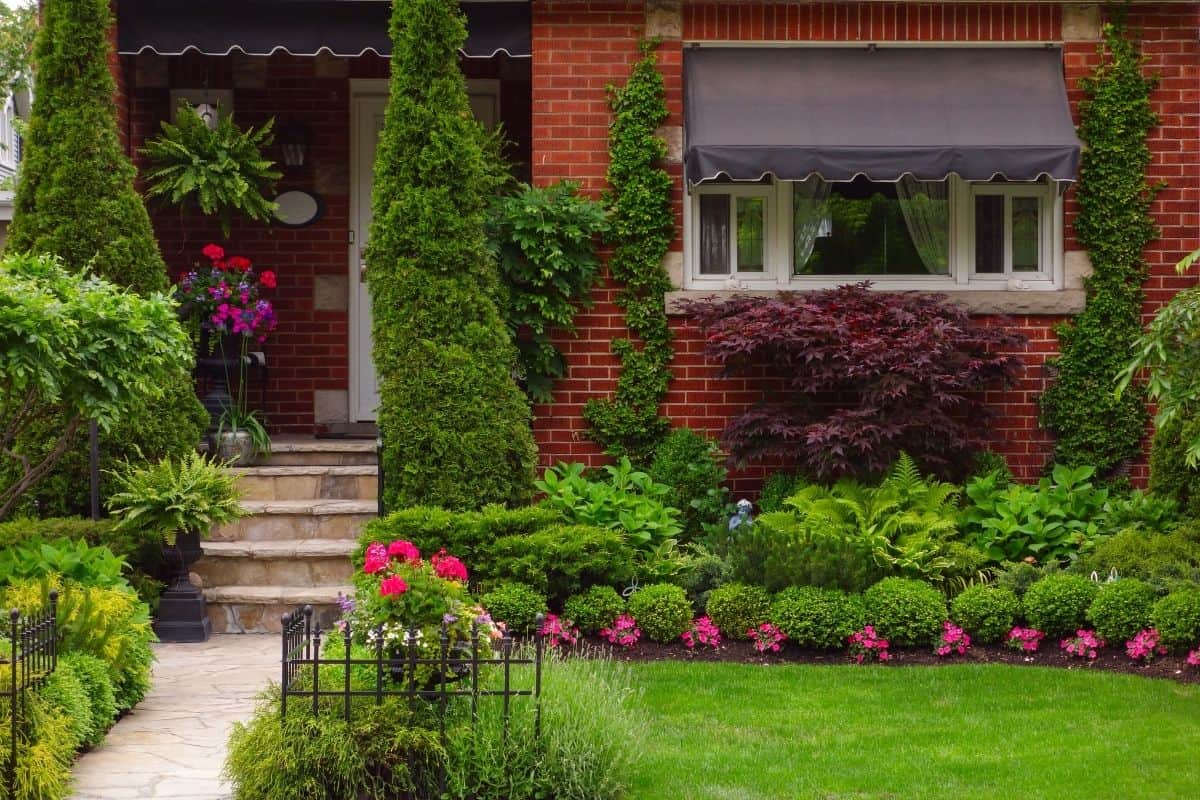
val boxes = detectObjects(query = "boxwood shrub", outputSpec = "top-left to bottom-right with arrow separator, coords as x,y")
627,583 -> 691,643
1149,588 -> 1200,652
563,586 -> 625,635
1022,574 -> 1100,639
863,578 -> 946,646
1087,579 -> 1157,643
770,586 -> 866,650
704,583 -> 771,641
950,585 -> 1021,644
479,583 -> 547,635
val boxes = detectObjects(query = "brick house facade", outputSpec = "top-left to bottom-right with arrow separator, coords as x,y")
114,2 -> 1200,491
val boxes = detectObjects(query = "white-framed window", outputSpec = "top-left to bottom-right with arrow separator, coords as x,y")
684,176 -> 1062,291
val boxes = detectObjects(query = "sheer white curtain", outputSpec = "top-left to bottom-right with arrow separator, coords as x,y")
792,176 -> 832,272
896,176 -> 950,275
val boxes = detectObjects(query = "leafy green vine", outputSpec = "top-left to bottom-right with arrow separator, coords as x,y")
1039,15 -> 1158,473
583,40 -> 675,463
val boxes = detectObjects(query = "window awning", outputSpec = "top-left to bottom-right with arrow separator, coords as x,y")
684,47 -> 1081,185
116,1 -> 531,59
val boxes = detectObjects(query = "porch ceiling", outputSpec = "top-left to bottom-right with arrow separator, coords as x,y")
116,1 -> 531,59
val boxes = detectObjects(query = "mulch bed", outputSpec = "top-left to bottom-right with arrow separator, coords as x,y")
585,637 -> 1200,684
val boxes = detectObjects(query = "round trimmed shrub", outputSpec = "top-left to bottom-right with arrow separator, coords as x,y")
627,583 -> 692,643
39,660 -> 95,750
61,651 -> 117,747
863,578 -> 946,646
704,583 -> 771,641
1022,574 -> 1100,638
480,583 -> 547,634
1086,579 -> 1157,643
950,585 -> 1021,644
563,585 -> 625,635
770,586 -> 866,649
1150,588 -> 1200,652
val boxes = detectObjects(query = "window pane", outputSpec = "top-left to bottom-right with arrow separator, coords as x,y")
802,178 -> 931,276
699,194 -> 730,275
974,195 -> 1005,274
1012,196 -> 1041,272
736,196 -> 765,272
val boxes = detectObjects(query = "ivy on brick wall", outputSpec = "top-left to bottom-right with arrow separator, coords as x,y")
583,40 -> 676,464
1039,16 -> 1159,473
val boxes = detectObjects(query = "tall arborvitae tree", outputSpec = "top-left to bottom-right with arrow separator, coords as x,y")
2,0 -> 206,517
368,0 -> 535,511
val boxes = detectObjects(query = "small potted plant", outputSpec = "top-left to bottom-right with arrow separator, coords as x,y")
106,451 -> 245,642
178,243 -> 278,464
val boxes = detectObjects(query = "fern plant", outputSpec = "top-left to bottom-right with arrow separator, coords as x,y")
141,102 -> 281,237
106,451 -> 244,544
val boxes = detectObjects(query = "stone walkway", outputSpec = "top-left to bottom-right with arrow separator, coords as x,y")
71,635 -> 277,800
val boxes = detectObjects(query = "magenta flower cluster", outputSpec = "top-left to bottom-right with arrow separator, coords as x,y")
1125,629 -> 1167,663
1006,626 -> 1045,653
1188,650 -> 1200,667
935,621 -> 971,657
1061,629 -> 1104,660
848,625 -> 891,663
177,243 -> 278,342
748,623 -> 786,654
539,614 -> 580,648
600,614 -> 641,648
681,616 -> 721,650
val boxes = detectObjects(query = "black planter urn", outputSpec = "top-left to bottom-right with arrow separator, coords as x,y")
153,528 -> 211,643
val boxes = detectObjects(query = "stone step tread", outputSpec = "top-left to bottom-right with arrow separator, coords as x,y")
231,465 -> 377,477
201,539 -> 358,559
239,499 -> 377,516
205,585 -> 352,604
268,438 -> 377,454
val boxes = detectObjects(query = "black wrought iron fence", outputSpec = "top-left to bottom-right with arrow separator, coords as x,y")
3,592 -> 59,800
280,605 -> 544,737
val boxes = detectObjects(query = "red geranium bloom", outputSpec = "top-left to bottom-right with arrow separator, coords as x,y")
202,243 -> 225,261
380,575 -> 408,598
228,255 -> 253,272
432,549 -> 468,583
363,542 -> 389,574
387,540 -> 420,563
259,270 -> 277,288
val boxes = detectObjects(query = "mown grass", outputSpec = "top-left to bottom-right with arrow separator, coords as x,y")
628,662 -> 1200,800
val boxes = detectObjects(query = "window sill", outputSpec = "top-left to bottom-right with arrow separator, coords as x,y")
665,288 -> 1086,317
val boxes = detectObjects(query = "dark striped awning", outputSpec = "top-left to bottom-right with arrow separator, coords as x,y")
117,1 -> 531,59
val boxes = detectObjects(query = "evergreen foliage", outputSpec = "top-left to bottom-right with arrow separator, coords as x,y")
367,0 -> 535,511
1039,18 -> 1158,471
583,41 -> 675,463
2,0 -> 205,517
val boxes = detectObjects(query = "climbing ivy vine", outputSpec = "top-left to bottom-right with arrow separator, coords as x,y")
1039,15 -> 1159,473
583,40 -> 675,463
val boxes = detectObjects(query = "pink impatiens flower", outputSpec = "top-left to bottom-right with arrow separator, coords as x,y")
600,614 -> 641,648
681,616 -> 721,649
935,621 -> 971,657
379,575 -> 408,598
387,539 -> 421,563
1006,626 -> 1045,653
363,542 -> 389,574
539,613 -> 580,648
1187,650 -> 1200,667
1125,629 -> 1167,664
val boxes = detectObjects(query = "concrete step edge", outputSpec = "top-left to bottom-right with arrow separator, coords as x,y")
238,500 -> 377,516
201,539 -> 358,559
205,585 -> 353,604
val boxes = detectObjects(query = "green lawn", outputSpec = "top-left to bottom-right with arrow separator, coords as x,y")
629,662 -> 1200,800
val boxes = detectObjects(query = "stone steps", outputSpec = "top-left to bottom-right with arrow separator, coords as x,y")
201,438 -> 377,635
231,465 -> 378,501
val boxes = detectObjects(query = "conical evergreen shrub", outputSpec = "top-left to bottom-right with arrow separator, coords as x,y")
1,0 -> 205,517
367,0 -> 535,511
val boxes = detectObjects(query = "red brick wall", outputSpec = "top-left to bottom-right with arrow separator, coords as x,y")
531,1 -> 1200,490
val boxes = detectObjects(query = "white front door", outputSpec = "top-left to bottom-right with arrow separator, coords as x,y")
349,81 -> 501,422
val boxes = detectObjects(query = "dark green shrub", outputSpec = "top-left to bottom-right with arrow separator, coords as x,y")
483,525 -> 634,607
1087,579 -> 1157,643
704,583 -> 771,641
1022,574 -> 1100,638
60,651 -> 117,747
39,659 -> 95,750
359,505 -> 560,565
674,548 -> 734,612
757,471 -> 804,513
368,0 -> 535,511
950,586 -> 1021,644
627,583 -> 691,643
863,578 -> 946,646
994,561 -> 1058,599
648,428 -> 730,541
730,513 -> 885,594
1150,589 -> 1200,651
1149,416 -> 1200,517
1077,523 -> 1200,594
2,0 -> 205,519
225,690 -> 444,800
480,583 -> 547,634
770,586 -> 866,650
563,586 -> 625,635
536,459 -> 683,549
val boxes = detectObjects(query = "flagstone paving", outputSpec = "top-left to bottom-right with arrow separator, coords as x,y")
71,635 -> 277,800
